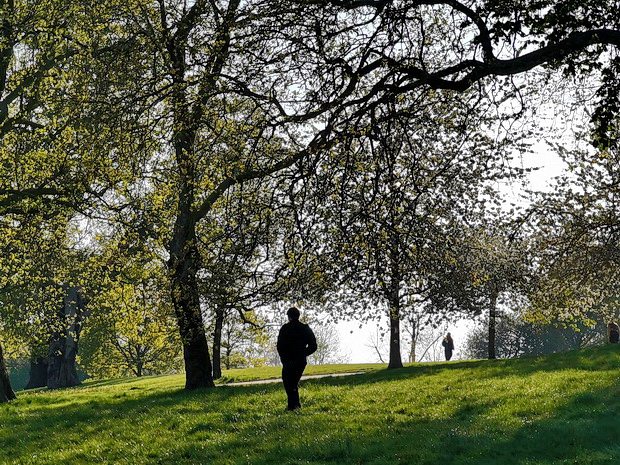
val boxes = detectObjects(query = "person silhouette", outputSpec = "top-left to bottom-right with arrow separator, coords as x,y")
442,332 -> 454,361
276,307 -> 317,411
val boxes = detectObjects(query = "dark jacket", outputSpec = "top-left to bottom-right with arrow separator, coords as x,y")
442,338 -> 454,351
277,320 -> 317,364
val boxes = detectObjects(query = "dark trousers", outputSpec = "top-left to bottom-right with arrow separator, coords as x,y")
445,349 -> 453,361
282,360 -> 306,410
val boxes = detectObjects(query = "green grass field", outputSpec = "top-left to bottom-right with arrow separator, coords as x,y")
2,347 -> 620,464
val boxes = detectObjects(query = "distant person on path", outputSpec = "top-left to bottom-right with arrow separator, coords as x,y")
277,307 -> 317,411
442,332 -> 454,361
608,322 -> 619,343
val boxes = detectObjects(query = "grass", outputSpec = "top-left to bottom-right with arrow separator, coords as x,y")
70,363 -> 382,391
216,363 -> 381,383
2,347 -> 620,464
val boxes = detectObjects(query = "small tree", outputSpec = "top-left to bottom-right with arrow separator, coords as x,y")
79,240 -> 182,380
307,320 -> 348,365
464,312 -> 604,359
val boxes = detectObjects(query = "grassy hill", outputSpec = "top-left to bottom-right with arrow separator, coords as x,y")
2,347 -> 620,464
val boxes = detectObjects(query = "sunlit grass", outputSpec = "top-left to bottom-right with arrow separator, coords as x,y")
217,362 -> 382,383
2,346 -> 620,464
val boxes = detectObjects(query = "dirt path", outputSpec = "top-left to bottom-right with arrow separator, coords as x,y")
221,371 -> 365,386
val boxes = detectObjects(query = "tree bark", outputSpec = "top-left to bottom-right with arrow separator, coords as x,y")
168,215 -> 215,388
387,305 -> 403,369
0,341 -> 16,402
387,229 -> 403,369
388,290 -> 403,369
212,307 -> 224,380
166,26 -> 215,386
409,318 -> 417,363
169,260 -> 215,388
47,286 -> 84,389
25,356 -> 48,389
488,288 -> 498,360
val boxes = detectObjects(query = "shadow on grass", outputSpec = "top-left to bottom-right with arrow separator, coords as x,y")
236,381 -> 620,465
3,345 -> 620,464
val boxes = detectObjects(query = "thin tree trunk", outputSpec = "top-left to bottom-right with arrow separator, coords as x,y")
212,307 -> 224,380
0,341 -> 16,402
409,317 -> 417,363
387,235 -> 403,369
388,306 -> 403,368
225,344 -> 231,370
488,288 -> 498,359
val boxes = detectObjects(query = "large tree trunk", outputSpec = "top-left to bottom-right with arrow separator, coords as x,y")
0,341 -> 16,402
25,356 -> 48,390
166,34 -> 215,388
168,209 -> 215,389
212,307 -> 224,380
47,286 -> 85,389
488,288 -> 498,360
169,258 -> 215,388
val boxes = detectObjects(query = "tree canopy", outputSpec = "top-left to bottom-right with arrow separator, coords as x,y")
3,0 -> 620,398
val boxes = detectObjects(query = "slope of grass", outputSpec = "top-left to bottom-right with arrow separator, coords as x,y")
216,362 -> 382,383
2,346 -> 620,464
68,363 -> 382,392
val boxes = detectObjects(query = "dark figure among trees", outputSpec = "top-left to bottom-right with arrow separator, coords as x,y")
276,307 -> 317,411
608,323 -> 619,344
442,333 -> 455,361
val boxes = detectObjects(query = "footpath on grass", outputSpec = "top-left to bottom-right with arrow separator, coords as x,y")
222,371 -> 365,386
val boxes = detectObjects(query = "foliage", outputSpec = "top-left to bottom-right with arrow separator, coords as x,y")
78,241 -> 182,380
291,93 -> 529,367
70,0 -> 620,388
208,310 -> 272,370
3,0 -> 620,393
465,311 -> 605,359
0,212 -> 80,353
528,144 -> 620,326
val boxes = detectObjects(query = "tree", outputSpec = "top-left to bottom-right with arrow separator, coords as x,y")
0,0 -> 151,401
464,311 -> 604,359
528,143 -> 620,327
365,326 -> 389,364
307,320 -> 348,365
0,212 -> 85,393
196,184 -> 319,379
296,95 -> 521,369
217,311 -> 271,370
5,0 -> 620,394
459,215 -> 535,359
79,256 -> 182,379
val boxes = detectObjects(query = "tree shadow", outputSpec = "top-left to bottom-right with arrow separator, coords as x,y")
3,345 -> 620,464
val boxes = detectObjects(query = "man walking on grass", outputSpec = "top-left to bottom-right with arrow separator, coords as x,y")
277,307 -> 317,411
